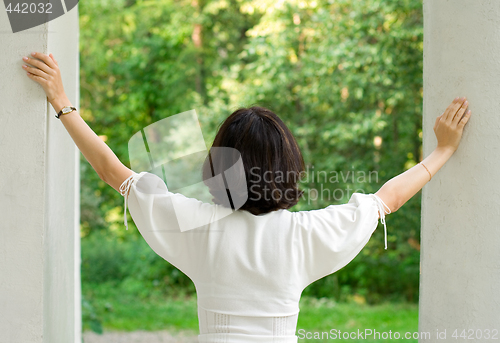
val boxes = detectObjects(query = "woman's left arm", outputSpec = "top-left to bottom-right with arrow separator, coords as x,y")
22,52 -> 132,192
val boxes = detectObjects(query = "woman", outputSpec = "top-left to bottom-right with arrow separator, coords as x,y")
22,52 -> 471,342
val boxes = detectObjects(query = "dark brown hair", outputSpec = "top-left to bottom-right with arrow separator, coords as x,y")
202,106 -> 305,215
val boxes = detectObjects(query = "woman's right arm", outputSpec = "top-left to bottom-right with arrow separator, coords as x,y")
375,97 -> 472,214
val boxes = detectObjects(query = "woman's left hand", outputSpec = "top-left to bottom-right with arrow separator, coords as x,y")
22,52 -> 66,104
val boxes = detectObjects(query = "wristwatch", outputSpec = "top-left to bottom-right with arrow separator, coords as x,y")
56,106 -> 77,119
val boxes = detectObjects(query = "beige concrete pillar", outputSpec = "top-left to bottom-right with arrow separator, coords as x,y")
0,5 -> 81,343
420,0 -> 500,340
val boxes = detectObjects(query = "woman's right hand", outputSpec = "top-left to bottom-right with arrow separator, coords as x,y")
433,97 -> 472,153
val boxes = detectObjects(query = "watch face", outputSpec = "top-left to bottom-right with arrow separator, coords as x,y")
62,107 -> 72,114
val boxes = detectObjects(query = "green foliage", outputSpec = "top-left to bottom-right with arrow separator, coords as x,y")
82,282 -> 199,332
82,295 -> 103,334
81,230 -> 195,295
81,230 -> 128,283
80,0 -> 423,302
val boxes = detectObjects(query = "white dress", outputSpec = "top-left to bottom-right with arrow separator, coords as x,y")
119,172 -> 391,343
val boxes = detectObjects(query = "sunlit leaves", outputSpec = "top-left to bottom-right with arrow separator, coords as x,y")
80,0 -> 423,301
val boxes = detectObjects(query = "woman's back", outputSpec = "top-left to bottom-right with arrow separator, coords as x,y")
122,171 -> 389,342
195,208 -> 300,342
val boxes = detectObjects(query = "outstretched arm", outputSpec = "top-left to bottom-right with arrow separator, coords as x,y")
375,97 -> 472,215
22,52 -> 132,192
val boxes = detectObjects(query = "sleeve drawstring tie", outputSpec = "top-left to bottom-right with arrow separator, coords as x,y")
119,173 -> 138,230
370,194 -> 392,250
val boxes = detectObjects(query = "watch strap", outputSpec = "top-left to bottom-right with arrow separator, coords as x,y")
55,106 -> 77,119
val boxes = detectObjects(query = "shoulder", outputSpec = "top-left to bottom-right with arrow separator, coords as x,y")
289,192 -> 381,226
127,171 -> 240,232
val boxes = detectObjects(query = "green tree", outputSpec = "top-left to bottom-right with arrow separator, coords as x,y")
79,0 -> 423,302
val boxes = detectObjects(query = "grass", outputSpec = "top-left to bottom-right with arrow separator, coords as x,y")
297,297 -> 419,342
83,282 -> 419,342
82,281 -> 199,334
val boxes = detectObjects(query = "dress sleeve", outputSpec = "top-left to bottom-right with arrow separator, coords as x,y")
118,171 -> 230,279
293,192 -> 391,288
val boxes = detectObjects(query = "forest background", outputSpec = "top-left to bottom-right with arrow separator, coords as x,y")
79,0 -> 423,334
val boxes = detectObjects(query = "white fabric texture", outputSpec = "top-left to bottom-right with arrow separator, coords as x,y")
197,306 -> 299,342
119,171 -> 391,342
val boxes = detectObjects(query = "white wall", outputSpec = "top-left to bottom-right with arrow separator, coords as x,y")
419,0 -> 500,340
0,6 -> 81,343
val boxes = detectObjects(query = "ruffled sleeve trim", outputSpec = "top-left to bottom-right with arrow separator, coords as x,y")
119,172 -> 141,230
369,194 -> 392,250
